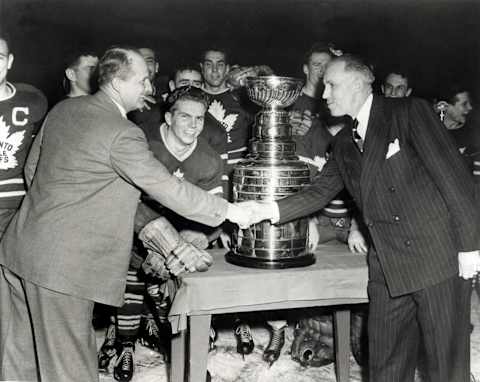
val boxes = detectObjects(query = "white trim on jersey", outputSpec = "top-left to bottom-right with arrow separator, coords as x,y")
227,158 -> 246,164
0,178 -> 24,185
228,146 -> 248,154
221,175 -> 229,181
208,186 -> 224,195
0,190 -> 26,198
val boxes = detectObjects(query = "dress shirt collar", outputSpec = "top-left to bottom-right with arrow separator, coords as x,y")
110,98 -> 127,119
354,93 -> 373,140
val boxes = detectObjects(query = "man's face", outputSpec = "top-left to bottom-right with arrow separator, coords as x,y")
322,61 -> 357,117
382,73 -> 411,98
303,52 -> 331,86
115,52 -> 152,112
201,50 -> 229,88
165,99 -> 206,146
72,55 -> 98,94
446,91 -> 473,126
0,39 -> 13,86
138,48 -> 158,82
174,70 -> 203,89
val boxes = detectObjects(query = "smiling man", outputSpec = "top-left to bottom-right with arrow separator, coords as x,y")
246,54 -> 480,382
0,47 -> 250,382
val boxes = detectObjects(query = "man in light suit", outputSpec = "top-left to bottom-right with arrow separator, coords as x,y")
247,54 -> 480,382
0,47 -> 250,382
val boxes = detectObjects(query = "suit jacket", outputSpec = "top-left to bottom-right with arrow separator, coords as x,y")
0,91 -> 227,306
278,95 -> 479,296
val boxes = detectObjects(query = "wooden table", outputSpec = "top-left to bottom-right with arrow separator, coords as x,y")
168,244 -> 368,382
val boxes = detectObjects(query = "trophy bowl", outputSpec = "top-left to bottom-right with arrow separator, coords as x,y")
245,76 -> 304,109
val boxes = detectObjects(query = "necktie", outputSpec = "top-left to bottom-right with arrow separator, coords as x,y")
352,118 -> 364,153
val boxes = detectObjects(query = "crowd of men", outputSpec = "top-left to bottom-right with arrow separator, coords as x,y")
0,33 -> 479,382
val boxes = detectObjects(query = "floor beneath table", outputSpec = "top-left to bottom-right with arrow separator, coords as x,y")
99,291 -> 480,382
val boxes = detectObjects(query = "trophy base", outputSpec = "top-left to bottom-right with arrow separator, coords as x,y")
225,251 -> 315,269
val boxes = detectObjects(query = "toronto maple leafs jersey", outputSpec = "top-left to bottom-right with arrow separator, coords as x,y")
0,83 -> 47,209
293,124 -> 353,218
203,89 -> 254,177
148,125 -> 224,196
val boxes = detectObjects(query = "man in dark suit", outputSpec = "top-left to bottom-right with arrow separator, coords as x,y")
0,47 -> 252,382
247,54 -> 480,382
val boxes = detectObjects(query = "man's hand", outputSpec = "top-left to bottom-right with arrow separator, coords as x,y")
348,229 -> 368,254
226,201 -> 278,228
458,250 -> 480,279
289,110 -> 312,136
138,95 -> 156,112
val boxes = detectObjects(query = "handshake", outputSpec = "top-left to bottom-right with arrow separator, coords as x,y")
225,200 -> 279,229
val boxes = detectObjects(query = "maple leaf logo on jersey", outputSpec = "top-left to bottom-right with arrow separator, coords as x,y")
208,100 -> 238,143
173,168 -> 184,180
0,116 -> 25,170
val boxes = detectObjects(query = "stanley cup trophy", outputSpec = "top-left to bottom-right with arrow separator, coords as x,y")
225,76 -> 315,269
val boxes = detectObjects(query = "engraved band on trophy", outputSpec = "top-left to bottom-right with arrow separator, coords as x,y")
225,76 -> 315,269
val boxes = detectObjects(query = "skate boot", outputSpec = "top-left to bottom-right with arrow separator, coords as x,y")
234,322 -> 254,359
139,315 -> 171,362
263,327 -> 285,366
113,342 -> 135,382
98,323 -> 117,371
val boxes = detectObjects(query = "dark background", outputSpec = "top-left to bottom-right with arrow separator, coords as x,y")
1,0 -> 479,105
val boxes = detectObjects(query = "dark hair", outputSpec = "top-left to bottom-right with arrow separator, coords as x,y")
200,46 -> 229,64
303,42 -> 332,65
173,64 -> 202,82
383,69 -> 411,87
439,83 -> 470,105
330,54 -> 375,84
65,50 -> 97,70
98,47 -> 138,87
166,86 -> 210,111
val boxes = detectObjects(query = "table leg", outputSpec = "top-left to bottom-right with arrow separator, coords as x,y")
171,329 -> 186,382
188,314 -> 212,382
334,308 -> 351,382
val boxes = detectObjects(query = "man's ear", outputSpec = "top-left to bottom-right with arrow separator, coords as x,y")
168,80 -> 175,92
406,88 -> 412,97
165,111 -> 172,126
154,62 -> 159,74
303,64 -> 308,77
225,64 -> 230,74
111,77 -> 121,92
7,54 -> 14,70
380,85 -> 385,95
65,68 -> 76,82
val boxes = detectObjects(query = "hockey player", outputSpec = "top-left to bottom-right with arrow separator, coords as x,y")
0,36 -> 47,236
98,85 -> 224,382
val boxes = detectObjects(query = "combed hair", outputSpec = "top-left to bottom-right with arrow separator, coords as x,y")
166,86 -> 210,112
331,54 -> 375,85
98,47 -> 137,87
383,68 -> 412,88
65,50 -> 97,70
303,42 -> 332,65
200,46 -> 229,64
0,35 -> 11,54
439,83 -> 470,105
173,64 -> 202,82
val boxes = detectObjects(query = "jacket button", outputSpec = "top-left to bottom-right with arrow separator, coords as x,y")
393,215 -> 400,222
405,240 -> 412,246
389,186 -> 396,192
367,221 -> 374,228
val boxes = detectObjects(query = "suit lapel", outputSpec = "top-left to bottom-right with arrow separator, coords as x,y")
360,96 -> 390,208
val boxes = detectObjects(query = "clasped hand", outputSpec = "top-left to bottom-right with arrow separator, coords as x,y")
226,201 -> 277,228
